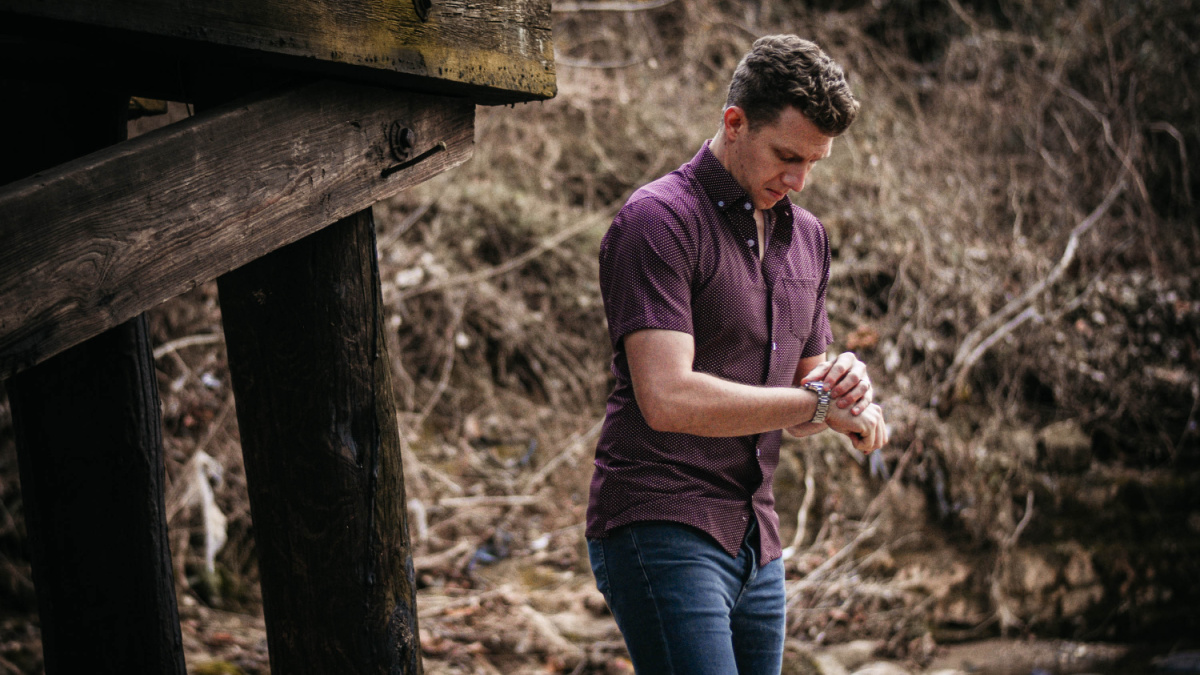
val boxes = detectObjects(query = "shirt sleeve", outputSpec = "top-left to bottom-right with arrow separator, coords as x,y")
598,196 -> 698,347
801,222 -> 835,358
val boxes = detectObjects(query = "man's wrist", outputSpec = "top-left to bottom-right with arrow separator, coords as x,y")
800,381 -> 831,424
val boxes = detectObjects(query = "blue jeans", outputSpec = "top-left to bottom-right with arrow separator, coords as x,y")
587,519 -> 785,674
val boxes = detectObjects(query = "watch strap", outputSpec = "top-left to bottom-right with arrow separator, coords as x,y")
802,381 -> 831,424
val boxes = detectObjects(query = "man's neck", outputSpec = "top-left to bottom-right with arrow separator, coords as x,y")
709,130 -> 728,167
754,209 -> 766,261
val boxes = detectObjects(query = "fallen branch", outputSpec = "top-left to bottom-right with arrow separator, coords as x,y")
517,605 -> 586,660
408,498 -> 430,543
1005,490 -> 1035,549
377,200 -> 434,252
410,297 -> 466,431
782,448 -> 817,560
950,306 -> 1041,400
437,495 -> 543,508
152,332 -> 224,359
552,0 -> 676,12
414,539 -> 474,572
940,177 -> 1126,404
400,214 -> 608,299
786,515 -> 881,605
521,419 -> 603,493
556,54 -> 647,69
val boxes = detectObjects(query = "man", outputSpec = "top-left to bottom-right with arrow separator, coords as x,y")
586,35 -> 888,674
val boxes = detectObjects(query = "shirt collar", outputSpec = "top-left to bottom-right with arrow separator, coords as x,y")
690,140 -> 795,221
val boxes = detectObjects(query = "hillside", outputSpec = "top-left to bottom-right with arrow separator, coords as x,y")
1,0 -> 1197,673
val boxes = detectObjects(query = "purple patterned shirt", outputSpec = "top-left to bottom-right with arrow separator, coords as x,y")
586,141 -> 834,565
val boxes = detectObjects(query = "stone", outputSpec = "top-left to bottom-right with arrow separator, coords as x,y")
1013,550 -> 1058,594
1059,584 -> 1104,616
781,647 -> 849,675
1063,545 -> 1098,587
1037,419 -> 1092,473
850,662 -> 912,675
824,640 -> 882,671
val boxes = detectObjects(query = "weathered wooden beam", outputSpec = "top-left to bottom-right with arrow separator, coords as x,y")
4,82 -> 185,675
0,79 -> 474,380
219,208 -> 422,674
0,0 -> 555,103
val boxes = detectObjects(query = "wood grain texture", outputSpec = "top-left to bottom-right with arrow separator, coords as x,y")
9,317 -> 187,675
5,84 -> 185,675
0,79 -> 473,379
219,209 -> 422,674
0,0 -> 555,102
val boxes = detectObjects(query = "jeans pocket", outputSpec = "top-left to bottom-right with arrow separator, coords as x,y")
587,538 -> 610,599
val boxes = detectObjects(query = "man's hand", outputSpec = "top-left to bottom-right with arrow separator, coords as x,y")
825,400 -> 888,453
800,352 -> 873,415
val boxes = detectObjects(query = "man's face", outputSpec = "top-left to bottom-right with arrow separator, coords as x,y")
724,105 -> 834,210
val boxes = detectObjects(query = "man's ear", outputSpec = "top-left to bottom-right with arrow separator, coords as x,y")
722,106 -> 749,140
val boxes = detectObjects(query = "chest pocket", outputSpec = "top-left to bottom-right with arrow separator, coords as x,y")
775,277 -> 819,346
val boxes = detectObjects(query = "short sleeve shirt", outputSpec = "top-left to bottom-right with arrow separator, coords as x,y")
586,141 -> 834,565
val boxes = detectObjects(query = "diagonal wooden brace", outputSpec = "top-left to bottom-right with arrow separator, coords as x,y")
0,79 -> 474,379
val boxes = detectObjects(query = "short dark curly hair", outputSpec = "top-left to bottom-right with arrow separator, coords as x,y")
725,35 -> 859,136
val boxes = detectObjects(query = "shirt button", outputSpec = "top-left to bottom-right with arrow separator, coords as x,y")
717,200 -> 725,207
743,202 -> 753,210
772,341 -> 777,351
756,447 -> 761,457
746,239 -> 755,248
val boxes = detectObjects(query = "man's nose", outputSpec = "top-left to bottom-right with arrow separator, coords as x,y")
777,170 -> 806,192
783,166 -> 809,192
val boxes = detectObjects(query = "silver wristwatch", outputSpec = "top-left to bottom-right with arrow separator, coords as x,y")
801,381 -> 831,424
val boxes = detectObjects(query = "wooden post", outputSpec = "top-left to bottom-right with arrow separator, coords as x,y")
2,83 -> 185,674
218,208 -> 422,673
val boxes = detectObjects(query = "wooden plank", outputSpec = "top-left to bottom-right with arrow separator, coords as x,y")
218,208 -> 422,674
0,79 -> 474,380
0,0 -> 556,103
4,82 -> 185,675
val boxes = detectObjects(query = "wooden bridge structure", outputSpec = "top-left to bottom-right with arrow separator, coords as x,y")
0,2 -> 555,672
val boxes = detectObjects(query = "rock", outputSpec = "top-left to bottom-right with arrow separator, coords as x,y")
927,638 -> 1129,674
604,656 -> 635,674
850,662 -> 912,675
824,640 -> 882,670
1037,420 -> 1092,472
814,653 -> 852,675
1059,584 -> 1104,616
1063,543 -> 1098,587
1012,549 -> 1058,595
546,610 -> 620,641
782,643 -> 849,675
1152,650 -> 1200,673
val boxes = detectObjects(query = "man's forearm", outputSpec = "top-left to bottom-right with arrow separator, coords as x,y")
784,421 -> 828,439
639,369 -> 820,437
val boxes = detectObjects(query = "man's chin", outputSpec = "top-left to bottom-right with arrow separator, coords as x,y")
759,190 -> 786,208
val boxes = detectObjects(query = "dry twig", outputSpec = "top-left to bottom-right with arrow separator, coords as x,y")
152,332 -> 224,359
552,0 -> 676,12
400,214 -> 608,300
521,418 -> 603,493
941,177 -> 1127,404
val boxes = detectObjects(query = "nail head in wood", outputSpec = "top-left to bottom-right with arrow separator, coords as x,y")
388,121 -> 416,162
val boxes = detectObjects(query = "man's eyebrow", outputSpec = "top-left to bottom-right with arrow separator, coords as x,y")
775,147 -> 823,162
